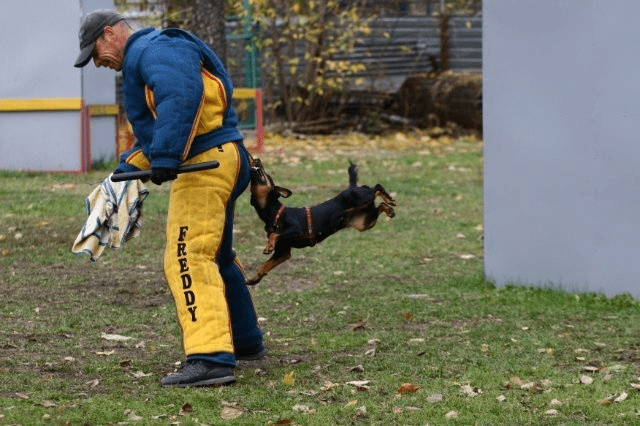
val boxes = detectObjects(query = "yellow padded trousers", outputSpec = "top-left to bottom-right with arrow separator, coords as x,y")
163,143 -> 260,361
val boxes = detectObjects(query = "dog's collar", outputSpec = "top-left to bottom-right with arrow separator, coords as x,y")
305,207 -> 314,240
273,205 -> 286,229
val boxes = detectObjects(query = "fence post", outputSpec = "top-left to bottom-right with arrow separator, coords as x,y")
439,12 -> 450,72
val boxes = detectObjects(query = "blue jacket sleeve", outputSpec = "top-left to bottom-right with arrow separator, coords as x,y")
138,38 -> 204,170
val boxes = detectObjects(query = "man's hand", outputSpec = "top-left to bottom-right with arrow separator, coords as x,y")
150,167 -> 178,185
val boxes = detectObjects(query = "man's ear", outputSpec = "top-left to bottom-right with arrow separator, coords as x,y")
102,26 -> 116,40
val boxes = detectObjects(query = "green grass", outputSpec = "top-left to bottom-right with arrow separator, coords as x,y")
1,136 -> 639,425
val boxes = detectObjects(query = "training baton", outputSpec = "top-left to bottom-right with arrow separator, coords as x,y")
110,160 -> 220,182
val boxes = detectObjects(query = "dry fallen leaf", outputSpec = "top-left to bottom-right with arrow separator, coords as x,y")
180,403 -> 193,415
347,380 -> 370,390
427,393 -> 443,403
101,333 -> 132,341
614,392 -> 628,403
397,383 -> 420,394
351,319 -> 367,331
220,405 -> 244,420
283,371 -> 295,386
344,400 -> 358,407
321,381 -> 340,391
460,384 -> 481,397
124,409 -> 143,421
580,375 -> 594,385
510,376 -> 526,386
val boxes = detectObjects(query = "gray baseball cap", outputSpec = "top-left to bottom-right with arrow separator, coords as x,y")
74,9 -> 124,68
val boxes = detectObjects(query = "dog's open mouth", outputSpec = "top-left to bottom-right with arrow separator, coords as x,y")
250,160 -> 269,185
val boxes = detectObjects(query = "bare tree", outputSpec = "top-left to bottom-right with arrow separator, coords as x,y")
165,0 -> 227,65
190,0 -> 227,65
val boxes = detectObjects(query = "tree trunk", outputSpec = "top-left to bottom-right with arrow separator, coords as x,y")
190,0 -> 227,65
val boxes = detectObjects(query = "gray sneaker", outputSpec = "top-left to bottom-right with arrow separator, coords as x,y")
161,360 -> 236,387
235,341 -> 269,361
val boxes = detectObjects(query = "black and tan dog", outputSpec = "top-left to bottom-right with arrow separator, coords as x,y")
246,158 -> 396,285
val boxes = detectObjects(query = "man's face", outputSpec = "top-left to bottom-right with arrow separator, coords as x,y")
92,27 -> 124,71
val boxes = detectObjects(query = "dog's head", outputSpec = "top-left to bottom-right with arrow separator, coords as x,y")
250,158 -> 292,211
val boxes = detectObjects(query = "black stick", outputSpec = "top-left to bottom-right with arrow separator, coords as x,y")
110,161 -> 220,182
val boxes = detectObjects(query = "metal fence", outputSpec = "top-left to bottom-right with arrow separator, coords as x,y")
226,14 -> 482,95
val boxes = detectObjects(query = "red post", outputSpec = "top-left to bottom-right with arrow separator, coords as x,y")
255,88 -> 264,153
80,100 -> 91,173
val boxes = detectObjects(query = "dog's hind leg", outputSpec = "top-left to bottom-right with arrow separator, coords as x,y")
373,184 -> 396,206
378,202 -> 395,218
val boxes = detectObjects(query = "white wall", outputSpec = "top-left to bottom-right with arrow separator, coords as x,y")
83,0 -> 119,165
0,0 -> 84,171
0,0 -> 118,172
484,0 -> 640,297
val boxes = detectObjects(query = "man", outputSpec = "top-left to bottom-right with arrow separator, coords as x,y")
74,9 -> 267,387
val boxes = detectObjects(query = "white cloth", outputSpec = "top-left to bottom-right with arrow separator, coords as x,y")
72,174 -> 149,262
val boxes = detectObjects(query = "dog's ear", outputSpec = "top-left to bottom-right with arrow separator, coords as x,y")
276,186 -> 292,198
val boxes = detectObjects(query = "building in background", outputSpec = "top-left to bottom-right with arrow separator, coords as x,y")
0,0 -> 119,172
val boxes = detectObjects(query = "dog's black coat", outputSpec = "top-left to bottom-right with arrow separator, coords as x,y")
247,159 -> 395,285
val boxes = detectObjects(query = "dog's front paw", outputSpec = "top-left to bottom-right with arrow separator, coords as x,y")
246,275 -> 261,286
264,233 -> 278,254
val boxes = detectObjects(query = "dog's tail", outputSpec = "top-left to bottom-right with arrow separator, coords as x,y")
348,161 -> 358,187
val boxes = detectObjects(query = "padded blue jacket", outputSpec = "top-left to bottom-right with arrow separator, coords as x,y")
116,28 -> 243,172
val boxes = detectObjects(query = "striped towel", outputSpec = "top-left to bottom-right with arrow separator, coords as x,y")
72,174 -> 149,262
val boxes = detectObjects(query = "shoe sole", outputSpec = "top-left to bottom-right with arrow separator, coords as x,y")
162,375 -> 236,387
236,346 -> 269,361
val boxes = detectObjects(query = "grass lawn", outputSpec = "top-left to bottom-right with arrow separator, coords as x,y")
0,133 -> 639,425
